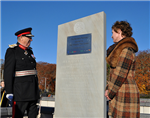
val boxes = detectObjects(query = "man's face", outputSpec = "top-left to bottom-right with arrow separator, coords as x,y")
19,36 -> 33,47
1,81 -> 5,87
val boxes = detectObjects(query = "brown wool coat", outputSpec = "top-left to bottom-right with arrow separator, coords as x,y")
106,37 -> 140,118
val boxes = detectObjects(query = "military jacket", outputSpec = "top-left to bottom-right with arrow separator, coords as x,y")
4,42 -> 40,101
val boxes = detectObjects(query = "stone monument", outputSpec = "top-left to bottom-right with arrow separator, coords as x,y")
55,11 -> 106,118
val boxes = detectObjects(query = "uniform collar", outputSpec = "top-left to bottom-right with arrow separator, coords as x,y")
17,42 -> 32,50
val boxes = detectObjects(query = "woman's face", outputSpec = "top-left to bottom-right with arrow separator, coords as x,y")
111,29 -> 121,43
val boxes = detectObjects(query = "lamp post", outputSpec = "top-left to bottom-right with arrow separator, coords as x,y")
45,77 -> 46,91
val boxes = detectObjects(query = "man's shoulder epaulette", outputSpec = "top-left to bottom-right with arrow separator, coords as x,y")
9,44 -> 17,48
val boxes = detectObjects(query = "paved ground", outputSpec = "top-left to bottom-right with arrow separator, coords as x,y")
140,114 -> 150,118
2,114 -> 150,118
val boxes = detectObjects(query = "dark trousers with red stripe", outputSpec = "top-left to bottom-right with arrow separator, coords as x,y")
12,100 -> 38,118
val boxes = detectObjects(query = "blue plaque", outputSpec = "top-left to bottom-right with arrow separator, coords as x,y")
67,34 -> 91,55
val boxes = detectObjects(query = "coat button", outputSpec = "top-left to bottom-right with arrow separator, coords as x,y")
31,62 -> 33,63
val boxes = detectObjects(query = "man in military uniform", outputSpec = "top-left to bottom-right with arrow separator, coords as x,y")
4,27 -> 40,118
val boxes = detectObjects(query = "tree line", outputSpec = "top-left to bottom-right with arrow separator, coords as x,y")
0,49 -> 150,95
36,62 -> 56,94
135,50 -> 150,94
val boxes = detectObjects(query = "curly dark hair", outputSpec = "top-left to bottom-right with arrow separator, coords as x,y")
112,21 -> 133,37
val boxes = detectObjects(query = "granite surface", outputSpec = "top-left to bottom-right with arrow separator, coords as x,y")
55,11 -> 106,118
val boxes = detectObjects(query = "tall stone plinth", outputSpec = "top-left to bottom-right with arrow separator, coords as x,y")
55,11 -> 106,118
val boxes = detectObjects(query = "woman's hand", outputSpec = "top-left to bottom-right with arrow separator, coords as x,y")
105,90 -> 111,100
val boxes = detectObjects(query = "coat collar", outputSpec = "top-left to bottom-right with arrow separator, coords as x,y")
106,37 -> 138,68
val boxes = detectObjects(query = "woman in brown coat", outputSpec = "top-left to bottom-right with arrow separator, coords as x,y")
105,21 -> 140,118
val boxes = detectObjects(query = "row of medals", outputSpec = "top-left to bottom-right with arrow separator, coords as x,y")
24,49 -> 35,59
24,50 -> 28,55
